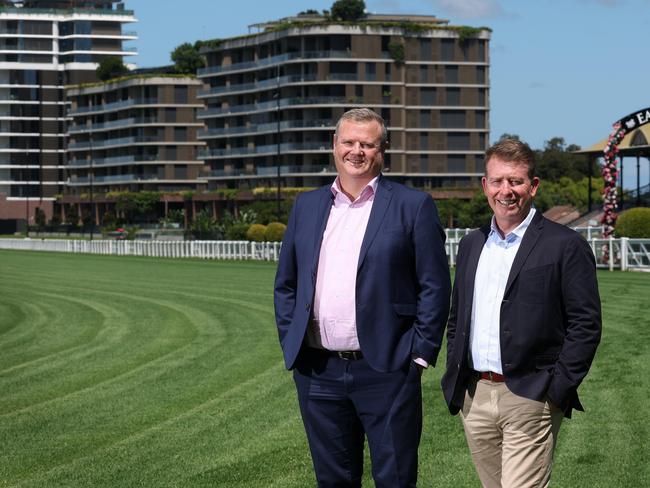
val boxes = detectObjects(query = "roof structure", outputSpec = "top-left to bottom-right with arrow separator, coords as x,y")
575,124 -> 650,156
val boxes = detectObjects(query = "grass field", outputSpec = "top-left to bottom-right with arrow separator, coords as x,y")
0,250 -> 648,487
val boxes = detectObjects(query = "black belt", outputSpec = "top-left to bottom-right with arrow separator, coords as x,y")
310,348 -> 364,361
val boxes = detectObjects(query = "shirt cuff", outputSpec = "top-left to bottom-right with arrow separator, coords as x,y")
413,357 -> 429,369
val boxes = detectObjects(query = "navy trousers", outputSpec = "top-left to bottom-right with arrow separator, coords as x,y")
293,349 -> 422,488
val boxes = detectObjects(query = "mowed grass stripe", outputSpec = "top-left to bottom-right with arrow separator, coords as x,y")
0,250 -> 649,487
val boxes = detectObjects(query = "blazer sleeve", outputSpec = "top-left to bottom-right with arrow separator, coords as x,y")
410,195 -> 452,366
273,196 -> 300,346
546,234 -> 602,408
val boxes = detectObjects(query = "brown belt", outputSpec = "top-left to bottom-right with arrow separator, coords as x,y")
477,371 -> 506,382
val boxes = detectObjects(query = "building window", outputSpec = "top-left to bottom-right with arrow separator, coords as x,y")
475,155 -> 484,173
446,88 -> 460,106
420,39 -> 431,60
441,39 -> 455,61
448,155 -> 466,172
420,110 -> 430,128
478,40 -> 486,62
476,66 -> 485,84
167,146 -> 177,160
475,110 -> 486,129
165,108 -> 176,122
447,133 -> 470,150
420,132 -> 428,150
385,63 -> 391,80
440,110 -> 466,128
174,86 -> 188,104
174,165 -> 187,179
478,88 -> 486,106
420,154 -> 429,172
355,85 -> 363,98
366,62 -> 376,80
420,65 -> 428,83
444,66 -> 458,84
174,127 -> 187,141
420,87 -> 436,105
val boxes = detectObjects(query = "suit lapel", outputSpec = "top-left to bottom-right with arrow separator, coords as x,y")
357,176 -> 393,270
503,211 -> 544,297
464,225 -> 490,303
311,186 -> 334,274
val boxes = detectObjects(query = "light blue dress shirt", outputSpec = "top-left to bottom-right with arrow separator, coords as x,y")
469,208 -> 537,374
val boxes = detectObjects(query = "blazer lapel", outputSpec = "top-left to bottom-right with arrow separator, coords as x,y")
311,186 -> 334,274
504,211 -> 544,297
464,225 -> 490,304
357,177 -> 392,270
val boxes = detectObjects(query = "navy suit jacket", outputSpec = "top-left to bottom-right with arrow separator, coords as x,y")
274,176 -> 451,373
441,211 -> 602,417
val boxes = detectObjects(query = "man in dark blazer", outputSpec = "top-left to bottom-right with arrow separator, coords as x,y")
275,108 -> 450,487
441,138 -> 601,488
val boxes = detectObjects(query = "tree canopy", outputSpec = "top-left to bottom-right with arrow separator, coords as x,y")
330,0 -> 365,21
96,56 -> 128,81
171,42 -> 205,74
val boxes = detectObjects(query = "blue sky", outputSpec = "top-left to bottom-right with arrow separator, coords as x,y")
126,0 -> 649,189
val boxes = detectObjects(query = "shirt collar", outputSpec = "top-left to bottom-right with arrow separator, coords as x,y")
331,175 -> 380,203
489,207 -> 537,242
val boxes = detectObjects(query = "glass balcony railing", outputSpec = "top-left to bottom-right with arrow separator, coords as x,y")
199,96 -> 349,118
68,98 -> 157,116
0,7 -> 135,16
67,154 -> 160,167
68,173 -> 159,185
198,74 -> 319,98
205,164 -> 336,179
68,117 -> 159,133
199,141 -> 330,159
198,119 -> 334,139
68,135 -> 160,151
198,50 -> 353,77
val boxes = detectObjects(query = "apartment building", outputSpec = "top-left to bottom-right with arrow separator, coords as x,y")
0,0 -> 135,226
65,74 -> 206,214
197,13 -> 490,191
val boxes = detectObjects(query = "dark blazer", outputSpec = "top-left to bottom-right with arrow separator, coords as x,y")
441,211 -> 601,417
274,176 -> 451,373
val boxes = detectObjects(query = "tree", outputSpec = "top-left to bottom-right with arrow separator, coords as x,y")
170,42 -> 205,74
330,0 -> 365,21
96,56 -> 128,81
535,137 -> 593,182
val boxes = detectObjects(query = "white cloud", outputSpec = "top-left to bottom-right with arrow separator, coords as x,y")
435,0 -> 505,19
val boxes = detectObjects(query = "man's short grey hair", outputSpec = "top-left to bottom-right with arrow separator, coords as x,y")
335,108 -> 388,149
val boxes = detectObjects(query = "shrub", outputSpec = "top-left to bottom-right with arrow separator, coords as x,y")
614,207 -> 650,238
330,0 -> 365,21
225,223 -> 249,240
246,223 -> 267,242
265,222 -> 286,242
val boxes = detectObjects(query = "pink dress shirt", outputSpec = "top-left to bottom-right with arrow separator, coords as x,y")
306,176 -> 378,351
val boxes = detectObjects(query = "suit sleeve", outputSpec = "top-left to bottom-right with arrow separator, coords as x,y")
410,195 -> 452,366
273,197 -> 299,346
547,235 -> 602,408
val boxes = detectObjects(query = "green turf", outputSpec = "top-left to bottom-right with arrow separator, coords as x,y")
0,250 -> 648,487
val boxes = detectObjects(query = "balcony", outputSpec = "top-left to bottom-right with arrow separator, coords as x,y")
66,154 -> 159,168
198,50 -> 353,77
198,96 -> 350,118
68,98 -> 158,116
205,164 -> 336,179
198,119 -> 333,139
68,117 -> 159,133
67,173 -> 159,186
199,141 -> 331,160
68,135 -> 160,151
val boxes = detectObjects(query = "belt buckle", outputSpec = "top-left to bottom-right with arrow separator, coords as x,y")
337,351 -> 360,360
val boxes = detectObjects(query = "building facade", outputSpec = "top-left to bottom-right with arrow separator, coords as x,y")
197,13 -> 490,191
0,0 -> 135,226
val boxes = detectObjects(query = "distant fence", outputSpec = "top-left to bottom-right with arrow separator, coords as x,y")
2,234 -> 649,271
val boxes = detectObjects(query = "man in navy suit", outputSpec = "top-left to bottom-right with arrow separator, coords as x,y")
441,138 -> 601,487
274,108 -> 450,487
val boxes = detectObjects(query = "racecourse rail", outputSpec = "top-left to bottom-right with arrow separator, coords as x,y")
1,227 -> 648,271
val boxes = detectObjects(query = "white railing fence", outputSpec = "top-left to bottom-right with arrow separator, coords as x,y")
1,236 -> 649,271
